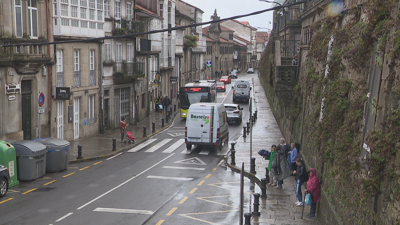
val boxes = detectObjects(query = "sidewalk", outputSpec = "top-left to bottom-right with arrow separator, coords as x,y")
69,110 -> 174,162
226,75 -> 321,224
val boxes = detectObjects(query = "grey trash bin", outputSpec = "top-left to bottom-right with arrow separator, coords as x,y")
35,137 -> 70,173
13,140 -> 47,181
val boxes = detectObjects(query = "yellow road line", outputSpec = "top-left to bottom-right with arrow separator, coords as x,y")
166,207 -> 177,216
155,220 -> 165,225
179,197 -> 188,204
189,188 -> 197,194
0,198 -> 13,204
22,188 -> 38,195
211,167 -> 217,173
79,166 -> 90,171
43,180 -> 57,186
198,180 -> 205,186
62,172 -> 75,178
205,174 -> 212,179
93,161 -> 103,165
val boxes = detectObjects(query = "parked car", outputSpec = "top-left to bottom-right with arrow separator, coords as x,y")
229,70 -> 238,79
232,80 -> 252,103
247,68 -> 254,74
0,164 -> 10,197
216,82 -> 226,92
224,104 -> 243,124
219,76 -> 231,84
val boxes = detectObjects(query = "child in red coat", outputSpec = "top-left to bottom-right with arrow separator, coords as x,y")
304,168 -> 321,219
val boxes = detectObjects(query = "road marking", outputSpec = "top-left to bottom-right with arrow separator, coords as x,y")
179,197 -> 188,204
7,189 -> 20,193
55,212 -> 73,222
0,198 -> 13,204
174,157 -> 207,165
181,148 -> 190,154
22,188 -> 38,194
211,167 -> 217,173
162,139 -> 185,153
197,195 -> 237,208
62,172 -> 75,178
166,207 -> 177,216
205,174 -> 212,179
167,132 -> 185,137
162,166 -> 205,171
198,148 -> 211,155
79,166 -> 90,171
189,188 -> 197,194
93,161 -> 103,165
93,207 -> 154,215
156,220 -> 165,225
43,180 -> 57,186
146,176 -> 193,181
77,154 -> 175,210
179,210 -> 237,224
127,138 -> 157,152
145,139 -> 172,152
198,180 -> 205,186
106,153 -> 122,160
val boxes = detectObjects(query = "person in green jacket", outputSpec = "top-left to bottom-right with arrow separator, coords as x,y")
265,145 -> 277,186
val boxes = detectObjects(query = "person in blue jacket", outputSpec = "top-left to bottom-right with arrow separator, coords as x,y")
289,142 -> 299,171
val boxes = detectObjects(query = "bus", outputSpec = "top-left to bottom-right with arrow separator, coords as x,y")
179,80 -> 217,118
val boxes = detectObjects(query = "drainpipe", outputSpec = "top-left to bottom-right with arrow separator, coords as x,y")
99,41 -> 104,134
45,0 -> 52,136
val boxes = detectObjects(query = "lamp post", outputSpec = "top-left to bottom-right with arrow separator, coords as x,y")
220,53 -> 225,76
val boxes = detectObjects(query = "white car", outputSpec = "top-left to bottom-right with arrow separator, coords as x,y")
247,68 -> 254,74
224,104 -> 243,124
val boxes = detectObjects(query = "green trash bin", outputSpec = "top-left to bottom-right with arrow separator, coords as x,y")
0,140 -> 19,187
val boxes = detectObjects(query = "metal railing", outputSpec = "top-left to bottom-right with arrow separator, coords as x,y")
281,40 -> 300,57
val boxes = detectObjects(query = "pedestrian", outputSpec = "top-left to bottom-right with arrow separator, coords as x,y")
289,142 -> 299,171
305,168 -> 321,219
163,95 -> 171,115
279,138 -> 291,158
271,145 -> 292,189
292,54 -> 298,65
119,117 -> 127,143
292,158 -> 308,206
263,145 -> 277,186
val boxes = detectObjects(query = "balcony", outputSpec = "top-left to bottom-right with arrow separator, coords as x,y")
113,62 -> 145,82
138,39 -> 151,52
113,19 -> 145,36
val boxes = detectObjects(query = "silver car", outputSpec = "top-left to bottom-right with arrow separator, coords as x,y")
224,104 -> 243,124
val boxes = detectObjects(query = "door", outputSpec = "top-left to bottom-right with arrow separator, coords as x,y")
74,98 -> 80,139
57,101 -> 64,139
104,99 -> 109,130
22,93 -> 32,140
114,89 -> 120,128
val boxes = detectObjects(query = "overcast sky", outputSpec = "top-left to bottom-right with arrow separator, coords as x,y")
182,0 -> 275,32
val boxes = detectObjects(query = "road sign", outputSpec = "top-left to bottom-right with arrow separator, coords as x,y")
206,60 -> 212,67
38,107 -> 45,114
38,93 -> 45,106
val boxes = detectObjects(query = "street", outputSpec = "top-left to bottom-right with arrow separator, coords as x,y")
0,73 -> 258,225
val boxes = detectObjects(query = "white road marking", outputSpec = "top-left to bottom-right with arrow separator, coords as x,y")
199,148 -> 211,155
145,139 -> 172,152
93,207 -> 154,215
174,157 -> 207,165
146,175 -> 194,181
77,154 -> 175,210
181,148 -> 191,154
106,153 -> 122,160
162,166 -> 205,171
55,212 -> 73,222
162,139 -> 185,153
217,146 -> 230,156
167,132 -> 185,137
127,138 -> 157,152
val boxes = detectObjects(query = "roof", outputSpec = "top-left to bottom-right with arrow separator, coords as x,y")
178,0 -> 205,13
220,38 -> 229,43
231,19 -> 257,30
234,35 -> 252,44
202,26 -> 209,36
233,40 -> 246,47
220,25 -> 234,32
206,36 -> 215,42
256,32 -> 269,43
135,5 -> 163,19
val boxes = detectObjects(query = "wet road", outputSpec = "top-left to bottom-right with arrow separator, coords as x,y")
0,73 -> 258,225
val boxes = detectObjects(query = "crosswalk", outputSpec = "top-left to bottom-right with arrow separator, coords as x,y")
127,137 -> 229,156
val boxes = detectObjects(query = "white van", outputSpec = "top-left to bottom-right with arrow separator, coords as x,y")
232,80 -> 251,103
185,103 -> 229,151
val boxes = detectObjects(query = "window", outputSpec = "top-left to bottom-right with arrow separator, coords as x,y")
15,0 -> 23,37
61,18 -> 69,26
81,6 -> 87,19
142,93 -> 146,109
71,6 -> 78,17
115,1 -> 121,19
116,43 -> 122,62
220,46 -> 224,54
127,44 -> 132,62
89,95 -> 95,121
57,50 -> 63,72
159,3 -> 163,18
105,43 -> 111,62
97,0 -> 103,10
126,3 -> 132,20
74,50 -> 80,71
104,0 -> 110,17
97,10 -> 103,21
81,21 -> 88,27
53,0 -> 58,16
90,50 -> 95,70
28,0 -> 38,38
71,20 -> 79,27
89,0 -> 95,8
61,4 -> 68,16
89,9 -> 95,20
97,23 -> 103,29
97,0 -> 103,21
89,22 -> 96,28
207,46 -> 213,55
71,0 -> 78,5
80,0 -> 87,7
229,34 -> 233,40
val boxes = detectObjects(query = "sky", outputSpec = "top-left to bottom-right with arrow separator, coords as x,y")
182,0 -> 275,32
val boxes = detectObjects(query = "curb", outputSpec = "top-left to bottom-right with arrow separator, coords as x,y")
69,115 -> 177,163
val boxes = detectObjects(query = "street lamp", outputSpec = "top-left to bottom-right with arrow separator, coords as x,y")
220,53 -> 225,75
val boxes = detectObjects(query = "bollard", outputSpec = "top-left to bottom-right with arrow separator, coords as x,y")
112,138 -> 116,151
244,212 -> 251,225
253,113 -> 256,123
250,157 -> 256,174
166,113 -> 169,123
143,126 -> 147,138
152,122 -> 155,133
252,193 -> 261,216
77,145 -> 83,159
162,118 -> 165,127
265,167 -> 270,184
231,142 -> 236,151
231,149 -> 236,166
261,178 -> 267,198
255,110 -> 258,120
246,122 -> 250,134
243,126 -> 247,138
